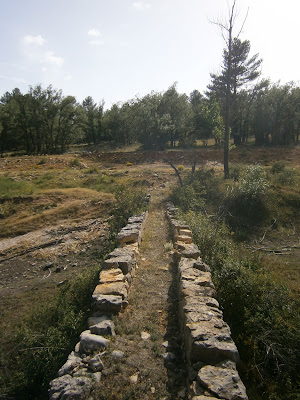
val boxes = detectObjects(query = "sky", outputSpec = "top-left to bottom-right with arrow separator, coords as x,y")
1,0 -> 300,108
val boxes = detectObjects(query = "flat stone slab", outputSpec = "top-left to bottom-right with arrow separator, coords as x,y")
197,361 -> 248,400
107,247 -> 135,258
186,321 -> 239,364
99,268 -> 124,284
93,282 -> 128,299
117,227 -> 140,245
182,295 -> 220,310
92,294 -> 123,314
178,257 -> 211,273
175,243 -> 200,259
90,320 -> 115,336
175,235 -> 193,244
180,280 -> 217,299
88,315 -> 112,327
103,255 -> 134,274
180,269 -> 214,288
79,331 -> 110,353
184,306 -> 223,325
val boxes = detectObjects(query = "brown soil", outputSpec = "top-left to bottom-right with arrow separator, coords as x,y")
93,188 -> 188,400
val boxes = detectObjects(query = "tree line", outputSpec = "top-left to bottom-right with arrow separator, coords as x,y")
1,41 -> 300,156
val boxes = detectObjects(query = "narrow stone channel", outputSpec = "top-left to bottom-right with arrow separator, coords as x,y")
93,189 -> 187,400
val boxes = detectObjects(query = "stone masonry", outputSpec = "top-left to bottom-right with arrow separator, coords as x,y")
166,202 -> 248,400
48,211 -> 148,400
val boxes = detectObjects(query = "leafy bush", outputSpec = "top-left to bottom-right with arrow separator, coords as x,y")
276,168 -> 297,186
225,165 -> 270,230
171,167 -> 221,213
109,184 -> 147,235
69,158 -> 81,168
271,161 -> 285,174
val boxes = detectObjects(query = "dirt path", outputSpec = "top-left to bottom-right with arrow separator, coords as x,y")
94,189 -> 187,400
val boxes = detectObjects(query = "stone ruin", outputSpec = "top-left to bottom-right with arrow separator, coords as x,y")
166,202 -> 248,400
48,212 -> 148,400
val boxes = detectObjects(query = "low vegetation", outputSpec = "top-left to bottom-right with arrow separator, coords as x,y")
0,154 -> 148,400
171,161 -> 300,400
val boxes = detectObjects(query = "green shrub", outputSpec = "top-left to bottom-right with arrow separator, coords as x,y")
271,161 -> 285,174
225,165 -> 270,230
69,158 -> 81,168
276,168 -> 297,186
109,184 -> 147,235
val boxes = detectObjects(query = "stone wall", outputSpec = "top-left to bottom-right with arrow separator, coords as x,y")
166,203 -> 248,400
48,211 -> 148,400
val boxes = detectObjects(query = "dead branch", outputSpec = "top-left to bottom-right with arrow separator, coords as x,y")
163,158 -> 183,187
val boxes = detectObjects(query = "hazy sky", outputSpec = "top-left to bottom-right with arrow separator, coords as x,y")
1,0 -> 299,107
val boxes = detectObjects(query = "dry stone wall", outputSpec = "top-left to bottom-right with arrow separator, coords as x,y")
166,203 -> 248,400
48,211 -> 148,400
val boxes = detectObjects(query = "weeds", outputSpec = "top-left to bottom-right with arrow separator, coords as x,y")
0,267 -> 100,400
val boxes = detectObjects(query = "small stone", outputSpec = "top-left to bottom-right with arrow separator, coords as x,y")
151,386 -> 156,393
141,331 -> 151,340
129,373 -> 139,384
111,350 -> 125,360
88,354 -> 104,372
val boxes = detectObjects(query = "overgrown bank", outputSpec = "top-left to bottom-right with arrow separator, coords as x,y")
0,186 -> 146,400
171,163 -> 300,400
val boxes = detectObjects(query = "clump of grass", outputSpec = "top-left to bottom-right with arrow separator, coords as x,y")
0,176 -> 34,198
0,267 -> 101,400
69,158 -> 81,168
126,162 -> 133,166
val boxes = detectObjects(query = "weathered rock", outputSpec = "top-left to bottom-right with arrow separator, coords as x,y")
87,315 -> 112,327
93,281 -> 128,299
89,319 -> 115,336
103,255 -> 134,274
99,268 -> 124,284
141,331 -> 151,340
106,247 -> 135,259
179,267 -> 214,287
111,350 -> 125,360
79,332 -> 110,353
197,362 -> 248,400
88,354 -> 104,372
180,280 -> 217,299
175,243 -> 200,259
185,321 -> 240,364
193,259 -> 211,272
49,375 -> 93,400
183,296 -> 220,310
92,294 -> 123,314
175,235 -> 193,244
192,396 -> 219,400
178,228 -> 192,236
58,352 -> 83,377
